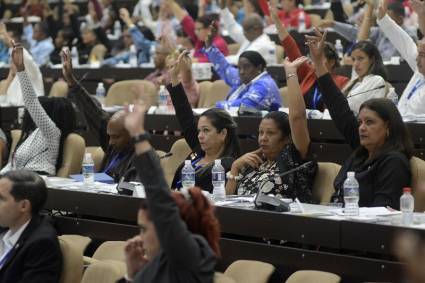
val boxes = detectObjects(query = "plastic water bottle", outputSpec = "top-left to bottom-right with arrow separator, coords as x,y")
82,153 -> 95,185
400,187 -> 414,226
181,160 -> 195,190
129,45 -> 138,67
114,20 -> 121,38
343,171 -> 360,216
96,82 -> 106,106
298,9 -> 306,32
157,85 -> 169,113
387,87 -> 399,105
71,46 -> 79,67
335,40 -> 344,61
212,159 -> 226,202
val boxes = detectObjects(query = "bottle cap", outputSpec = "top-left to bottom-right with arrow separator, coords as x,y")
185,160 -> 191,165
98,82 -> 104,87
214,159 -> 221,165
347,171 -> 355,177
403,187 -> 412,193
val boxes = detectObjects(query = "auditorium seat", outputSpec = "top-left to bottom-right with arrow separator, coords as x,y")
8,129 -> 21,161
197,80 -> 230,108
89,44 -> 108,62
58,235 -> 85,283
160,138 -> 191,187
49,81 -> 69,97
224,260 -> 275,283
85,146 -> 105,172
214,272 -> 237,283
312,162 -> 341,204
285,270 -> 341,283
410,156 -> 425,212
279,87 -> 288,107
276,45 -> 285,64
84,241 -> 126,265
57,133 -> 86,177
105,80 -> 157,107
81,260 -> 126,283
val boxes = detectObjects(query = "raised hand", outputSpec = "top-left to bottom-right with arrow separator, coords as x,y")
119,8 -> 133,26
283,56 -> 308,74
124,97 -> 148,137
124,235 -> 148,279
377,0 -> 389,19
169,50 -> 191,86
11,41 -> 24,72
204,21 -> 218,48
61,48 -> 77,86
305,28 -> 327,65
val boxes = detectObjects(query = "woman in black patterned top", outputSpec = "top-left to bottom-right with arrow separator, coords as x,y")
226,57 -> 317,203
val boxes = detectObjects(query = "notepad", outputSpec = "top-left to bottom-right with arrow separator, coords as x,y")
70,173 -> 114,184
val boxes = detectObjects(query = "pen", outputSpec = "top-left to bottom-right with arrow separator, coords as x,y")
295,198 -> 305,213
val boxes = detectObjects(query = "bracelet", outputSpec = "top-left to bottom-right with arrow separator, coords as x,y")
286,73 -> 297,80
131,132 -> 151,144
226,171 -> 242,181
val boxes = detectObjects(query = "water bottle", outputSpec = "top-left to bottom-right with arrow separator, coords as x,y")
181,160 -> 195,190
298,9 -> 306,32
114,20 -> 121,38
82,153 -> 95,185
335,40 -> 344,61
149,44 -> 156,65
129,45 -> 138,67
400,187 -> 414,226
71,46 -> 79,67
343,171 -> 360,216
212,159 -> 226,202
157,85 -> 169,113
387,87 -> 399,105
95,82 -> 106,106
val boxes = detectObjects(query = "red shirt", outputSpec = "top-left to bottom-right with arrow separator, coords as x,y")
278,8 -> 312,29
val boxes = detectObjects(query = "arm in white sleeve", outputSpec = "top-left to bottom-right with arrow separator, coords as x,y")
220,8 -> 246,44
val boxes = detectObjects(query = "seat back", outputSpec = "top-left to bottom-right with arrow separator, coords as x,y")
224,260 -> 275,283
58,235 -> 85,283
214,272 -> 237,283
85,146 -> 105,172
57,133 -> 86,177
8,129 -> 22,162
410,156 -> 425,211
276,45 -> 284,64
279,87 -> 288,107
285,270 -> 341,283
89,44 -> 108,62
160,138 -> 192,187
92,241 -> 126,262
49,81 -> 69,97
228,43 -> 241,55
81,260 -> 126,283
198,80 -> 230,108
312,162 -> 341,204
105,80 -> 157,107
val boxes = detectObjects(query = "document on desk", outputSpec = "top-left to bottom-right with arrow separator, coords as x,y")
329,207 -> 401,217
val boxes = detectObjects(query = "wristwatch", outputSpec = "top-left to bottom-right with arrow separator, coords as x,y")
131,132 -> 151,144
226,171 -> 242,181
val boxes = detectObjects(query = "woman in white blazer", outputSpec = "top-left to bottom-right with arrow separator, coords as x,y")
343,41 -> 389,114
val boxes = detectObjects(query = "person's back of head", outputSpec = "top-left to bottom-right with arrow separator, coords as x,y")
106,110 -> 131,153
387,2 -> 405,26
242,13 -> 264,42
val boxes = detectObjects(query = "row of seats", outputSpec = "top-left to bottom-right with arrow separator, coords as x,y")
58,234 -> 341,283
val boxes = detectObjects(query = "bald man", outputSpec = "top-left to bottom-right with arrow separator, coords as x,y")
219,8 -> 276,65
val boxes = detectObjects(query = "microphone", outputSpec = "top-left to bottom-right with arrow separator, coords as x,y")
116,167 -> 137,195
346,85 -> 386,99
254,161 -> 314,212
159,152 -> 173,159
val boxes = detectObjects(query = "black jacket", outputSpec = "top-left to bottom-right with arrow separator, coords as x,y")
0,215 -> 62,283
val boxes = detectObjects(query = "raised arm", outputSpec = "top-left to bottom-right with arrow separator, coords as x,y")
120,8 -> 154,52
13,43 -> 60,140
357,0 -> 375,41
306,30 -> 360,149
167,52 -> 200,150
125,100 -> 209,269
283,56 -> 310,158
220,6 -> 246,44
377,0 -> 418,70
411,0 -> 425,39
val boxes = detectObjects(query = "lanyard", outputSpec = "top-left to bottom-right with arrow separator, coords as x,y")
103,153 -> 125,174
407,79 -> 425,100
312,86 -> 322,110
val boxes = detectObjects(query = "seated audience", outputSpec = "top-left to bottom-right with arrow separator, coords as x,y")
77,26 -> 110,65
324,0 -> 417,60
204,27 -> 281,111
220,1 -> 277,65
1,44 -> 76,175
342,41 -> 389,114
168,0 -> 229,62
270,0 -> 349,111
22,19 -> 54,66
168,51 -> 241,192
0,170 -> 62,282
307,29 -> 412,209
377,0 -> 425,116
61,50 -> 139,183
118,99 -> 220,283
226,56 -> 317,202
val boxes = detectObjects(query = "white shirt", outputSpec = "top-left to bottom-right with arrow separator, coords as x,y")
377,15 -> 425,116
0,220 -> 30,267
220,8 -> 277,65
345,74 -> 387,114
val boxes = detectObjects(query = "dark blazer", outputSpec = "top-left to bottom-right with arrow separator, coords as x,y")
0,215 -> 63,283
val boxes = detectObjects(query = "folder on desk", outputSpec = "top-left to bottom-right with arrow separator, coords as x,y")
70,173 -> 114,184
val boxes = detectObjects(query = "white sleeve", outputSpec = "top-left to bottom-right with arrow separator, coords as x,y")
377,14 -> 418,71
220,8 -> 246,44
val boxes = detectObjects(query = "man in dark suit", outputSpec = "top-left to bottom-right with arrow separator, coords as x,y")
0,170 -> 62,283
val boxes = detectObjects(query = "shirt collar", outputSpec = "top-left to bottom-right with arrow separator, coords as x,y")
2,219 -> 31,250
